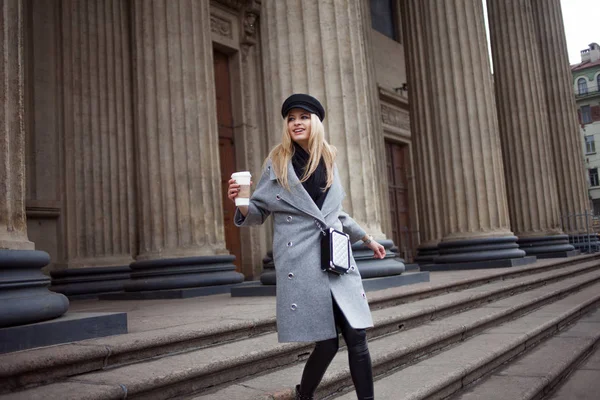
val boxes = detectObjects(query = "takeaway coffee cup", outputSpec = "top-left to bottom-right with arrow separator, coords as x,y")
231,171 -> 252,206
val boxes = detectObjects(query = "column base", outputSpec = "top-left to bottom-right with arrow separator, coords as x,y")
259,251 -> 276,285
414,244 -> 439,265
569,234 -> 600,253
352,239 -> 406,278
535,250 -> 581,259
421,255 -> 537,272
435,235 -> 526,264
0,250 -> 70,328
517,234 -> 576,257
403,263 -> 421,272
50,266 -> 131,298
100,282 -> 247,300
0,312 -> 127,354
99,255 -> 244,300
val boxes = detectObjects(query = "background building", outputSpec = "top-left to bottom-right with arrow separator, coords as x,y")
572,43 -> 600,214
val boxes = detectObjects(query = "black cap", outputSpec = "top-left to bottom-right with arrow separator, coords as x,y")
281,93 -> 325,121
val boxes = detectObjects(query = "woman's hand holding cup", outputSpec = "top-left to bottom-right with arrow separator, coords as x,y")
229,172 -> 252,217
227,178 -> 241,202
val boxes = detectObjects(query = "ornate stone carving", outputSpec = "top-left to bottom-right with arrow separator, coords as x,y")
211,14 -> 232,38
241,0 -> 260,45
244,11 -> 257,36
381,104 -> 410,131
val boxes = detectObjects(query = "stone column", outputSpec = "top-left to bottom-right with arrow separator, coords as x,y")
530,0 -> 594,250
400,0 -> 443,264
487,0 -> 576,257
125,0 -> 244,294
417,0 -> 529,270
359,0 -> 392,240
50,0 -> 136,296
0,0 -> 69,327
261,0 -> 404,278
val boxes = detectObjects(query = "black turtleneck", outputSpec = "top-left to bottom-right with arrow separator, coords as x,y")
291,142 -> 329,209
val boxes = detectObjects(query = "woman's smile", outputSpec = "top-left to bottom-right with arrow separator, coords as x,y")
287,108 -> 312,148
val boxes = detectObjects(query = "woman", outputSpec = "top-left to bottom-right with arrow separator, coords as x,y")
228,94 -> 385,400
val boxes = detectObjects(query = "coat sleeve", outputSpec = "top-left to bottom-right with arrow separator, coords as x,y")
234,164 -> 272,227
338,210 -> 367,243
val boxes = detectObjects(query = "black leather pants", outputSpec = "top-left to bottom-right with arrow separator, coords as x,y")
298,299 -> 374,400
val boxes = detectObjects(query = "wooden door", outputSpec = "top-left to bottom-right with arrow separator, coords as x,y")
386,141 -> 415,262
214,50 -> 242,270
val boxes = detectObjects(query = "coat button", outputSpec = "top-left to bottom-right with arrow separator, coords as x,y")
286,216 -> 293,222
287,241 -> 293,247
276,194 -> 281,200
288,272 -> 294,279
350,265 -> 356,271
362,292 -> 366,299
291,303 -> 298,311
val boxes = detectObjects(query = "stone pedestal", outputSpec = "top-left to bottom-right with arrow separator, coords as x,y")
0,0 -> 69,328
124,0 -> 244,295
259,0 -> 404,281
0,251 -> 69,328
0,310 -> 127,354
410,0 -> 527,269
400,0 -> 443,265
50,266 -> 131,298
487,0 -> 575,257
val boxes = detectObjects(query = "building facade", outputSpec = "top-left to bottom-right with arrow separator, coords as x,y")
1,0 -> 592,327
572,43 -> 600,214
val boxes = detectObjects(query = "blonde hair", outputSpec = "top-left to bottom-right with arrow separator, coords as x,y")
267,113 -> 336,191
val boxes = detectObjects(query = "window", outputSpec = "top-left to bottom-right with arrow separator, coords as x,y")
590,168 -> 599,187
597,75 -> 600,93
586,135 -> 596,154
582,105 -> 592,124
370,0 -> 399,41
578,78 -> 588,95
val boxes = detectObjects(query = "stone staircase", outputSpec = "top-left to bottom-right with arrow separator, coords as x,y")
1,255 -> 600,400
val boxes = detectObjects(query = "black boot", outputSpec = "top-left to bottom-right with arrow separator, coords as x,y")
295,385 -> 314,400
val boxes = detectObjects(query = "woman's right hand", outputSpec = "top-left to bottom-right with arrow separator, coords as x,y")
227,178 -> 240,204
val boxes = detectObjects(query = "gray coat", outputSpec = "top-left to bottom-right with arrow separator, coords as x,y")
235,159 -> 373,343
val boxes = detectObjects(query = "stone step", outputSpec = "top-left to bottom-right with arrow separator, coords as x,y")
328,288 -> 600,400
546,341 -> 600,400
2,260 -> 600,399
2,257 -> 596,394
24,265 -> 600,400
368,254 -> 599,311
451,310 -> 600,400
189,274 -> 600,400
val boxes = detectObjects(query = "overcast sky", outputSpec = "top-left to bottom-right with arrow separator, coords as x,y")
481,1 -> 599,67
560,0 -> 600,65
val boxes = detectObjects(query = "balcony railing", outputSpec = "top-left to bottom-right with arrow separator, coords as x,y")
575,84 -> 600,98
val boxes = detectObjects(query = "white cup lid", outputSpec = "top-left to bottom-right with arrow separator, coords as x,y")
231,171 -> 252,179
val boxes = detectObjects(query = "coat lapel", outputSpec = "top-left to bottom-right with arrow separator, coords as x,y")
271,160 -> 326,223
269,160 -> 345,224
